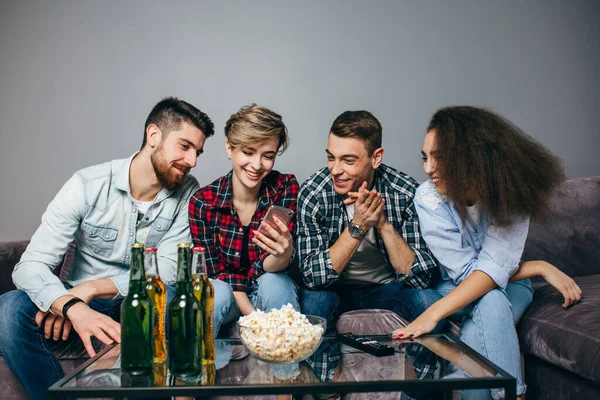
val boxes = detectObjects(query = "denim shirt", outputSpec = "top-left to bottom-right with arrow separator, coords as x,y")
414,180 -> 529,289
12,153 -> 199,312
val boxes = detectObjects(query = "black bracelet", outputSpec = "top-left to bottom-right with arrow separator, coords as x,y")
62,297 -> 85,321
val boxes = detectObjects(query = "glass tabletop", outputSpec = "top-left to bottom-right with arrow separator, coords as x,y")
48,334 -> 516,399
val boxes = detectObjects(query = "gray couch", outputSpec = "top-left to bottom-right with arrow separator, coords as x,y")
1,176 -> 598,399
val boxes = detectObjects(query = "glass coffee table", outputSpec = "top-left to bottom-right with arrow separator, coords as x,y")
47,334 -> 517,399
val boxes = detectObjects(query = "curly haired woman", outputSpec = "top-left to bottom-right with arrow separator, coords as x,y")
392,106 -> 582,400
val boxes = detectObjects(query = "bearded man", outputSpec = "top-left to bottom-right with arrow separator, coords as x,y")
0,97 -> 214,399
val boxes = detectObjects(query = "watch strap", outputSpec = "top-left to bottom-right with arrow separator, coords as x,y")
62,297 -> 85,321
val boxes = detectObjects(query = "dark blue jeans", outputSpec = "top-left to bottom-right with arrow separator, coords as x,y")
301,281 -> 445,335
301,281 -> 446,382
0,289 -> 122,400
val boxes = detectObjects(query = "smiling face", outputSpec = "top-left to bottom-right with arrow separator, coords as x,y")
326,134 -> 383,196
421,129 -> 447,195
226,138 -> 280,191
150,122 -> 206,191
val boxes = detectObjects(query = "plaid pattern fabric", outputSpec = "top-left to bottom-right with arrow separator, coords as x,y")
189,170 -> 299,292
296,164 -> 438,289
305,340 -> 438,384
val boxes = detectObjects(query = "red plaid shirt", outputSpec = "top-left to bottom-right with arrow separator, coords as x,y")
189,170 -> 299,292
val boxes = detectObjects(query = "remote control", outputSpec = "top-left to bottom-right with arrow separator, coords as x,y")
336,333 -> 395,357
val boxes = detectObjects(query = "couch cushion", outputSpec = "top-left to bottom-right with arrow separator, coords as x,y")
517,274 -> 600,384
0,241 -> 29,295
522,176 -> 600,278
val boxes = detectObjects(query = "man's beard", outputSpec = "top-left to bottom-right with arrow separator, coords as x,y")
150,145 -> 188,191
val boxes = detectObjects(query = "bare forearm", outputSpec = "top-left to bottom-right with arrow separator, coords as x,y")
329,228 -> 362,275
233,291 -> 255,316
427,271 -> 497,321
509,260 -> 546,282
378,221 -> 415,274
49,279 -> 119,316
263,253 -> 291,273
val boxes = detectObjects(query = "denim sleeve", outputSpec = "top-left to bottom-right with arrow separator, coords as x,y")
296,188 -> 339,289
108,271 -> 130,298
154,179 -> 199,286
475,216 -> 530,289
12,174 -> 86,311
415,186 -> 529,289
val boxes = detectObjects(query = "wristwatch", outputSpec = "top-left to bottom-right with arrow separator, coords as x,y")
348,219 -> 367,239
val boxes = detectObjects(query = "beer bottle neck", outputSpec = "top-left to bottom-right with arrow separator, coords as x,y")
128,248 -> 146,293
175,247 -> 193,294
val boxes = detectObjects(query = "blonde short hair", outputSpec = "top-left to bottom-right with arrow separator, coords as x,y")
224,104 -> 289,154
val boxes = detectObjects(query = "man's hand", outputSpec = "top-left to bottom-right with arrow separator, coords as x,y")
35,281 -> 100,342
35,311 -> 72,341
66,303 -> 121,357
344,181 -> 385,231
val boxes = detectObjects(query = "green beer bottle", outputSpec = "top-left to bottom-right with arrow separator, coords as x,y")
168,243 -> 202,377
121,243 -> 155,375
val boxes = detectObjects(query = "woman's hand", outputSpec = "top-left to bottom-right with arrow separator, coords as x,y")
541,262 -> 582,308
253,216 -> 293,261
390,310 -> 440,340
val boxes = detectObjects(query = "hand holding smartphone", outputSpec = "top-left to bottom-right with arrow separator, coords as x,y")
257,205 -> 294,239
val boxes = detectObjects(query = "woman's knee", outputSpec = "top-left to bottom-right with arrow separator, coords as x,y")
212,279 -> 235,312
256,272 -> 298,308
476,288 -> 512,314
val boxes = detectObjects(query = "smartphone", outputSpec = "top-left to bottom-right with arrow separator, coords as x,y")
257,205 -> 294,237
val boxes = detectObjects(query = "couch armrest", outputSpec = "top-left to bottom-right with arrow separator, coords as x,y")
523,176 -> 600,278
0,241 -> 30,295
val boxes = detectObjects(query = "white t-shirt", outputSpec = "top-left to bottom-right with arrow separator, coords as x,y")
133,198 -> 154,244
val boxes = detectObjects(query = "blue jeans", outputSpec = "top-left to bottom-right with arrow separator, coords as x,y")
301,281 -> 446,335
436,279 -> 534,400
0,289 -> 122,400
301,281 -> 446,382
212,272 -> 300,335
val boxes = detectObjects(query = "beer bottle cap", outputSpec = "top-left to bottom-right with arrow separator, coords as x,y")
177,243 -> 192,249
192,246 -> 206,252
131,243 -> 144,249
144,247 -> 158,252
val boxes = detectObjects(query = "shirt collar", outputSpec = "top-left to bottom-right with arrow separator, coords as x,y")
115,152 -> 174,200
215,170 -> 278,211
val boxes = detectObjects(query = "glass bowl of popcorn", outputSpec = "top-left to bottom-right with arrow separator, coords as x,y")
238,304 -> 326,364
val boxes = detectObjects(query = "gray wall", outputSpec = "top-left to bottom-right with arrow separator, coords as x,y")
1,0 -> 599,241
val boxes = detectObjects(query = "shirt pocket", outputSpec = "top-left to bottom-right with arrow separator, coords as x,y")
145,216 -> 175,247
82,222 -> 119,259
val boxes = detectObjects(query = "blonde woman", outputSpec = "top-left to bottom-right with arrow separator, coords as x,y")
189,105 -> 299,337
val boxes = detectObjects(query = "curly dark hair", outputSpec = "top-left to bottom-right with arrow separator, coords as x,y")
427,106 -> 565,226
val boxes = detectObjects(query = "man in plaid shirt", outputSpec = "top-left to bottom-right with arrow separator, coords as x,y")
297,111 -> 444,383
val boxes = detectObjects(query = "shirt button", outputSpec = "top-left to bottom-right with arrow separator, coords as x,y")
105,234 -> 110,239
126,255 -> 130,260
157,225 -> 161,229
239,228 -> 243,232
235,252 -> 240,256
129,232 -> 134,237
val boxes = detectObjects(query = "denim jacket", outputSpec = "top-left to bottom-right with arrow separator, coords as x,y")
414,180 -> 529,289
12,153 -> 199,312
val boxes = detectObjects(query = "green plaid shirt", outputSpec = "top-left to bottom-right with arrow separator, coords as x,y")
297,164 -> 438,289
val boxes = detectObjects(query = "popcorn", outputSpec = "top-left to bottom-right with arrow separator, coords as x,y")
238,304 -> 324,362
